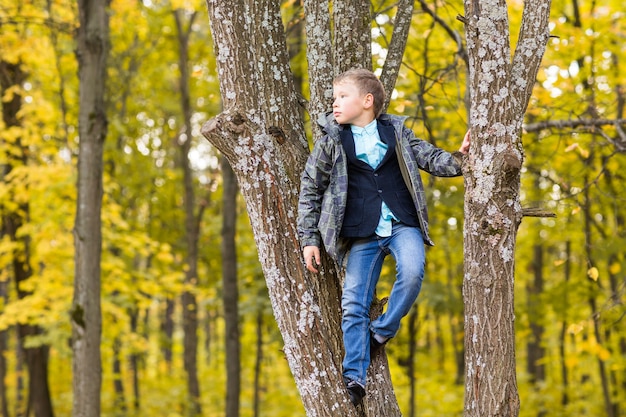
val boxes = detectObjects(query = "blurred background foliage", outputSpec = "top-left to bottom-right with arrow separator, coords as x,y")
0,0 -> 624,415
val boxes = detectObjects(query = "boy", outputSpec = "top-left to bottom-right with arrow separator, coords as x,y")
297,68 -> 470,406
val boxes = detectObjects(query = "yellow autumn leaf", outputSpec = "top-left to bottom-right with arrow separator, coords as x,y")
587,267 -> 599,281
565,356 -> 579,368
597,347 -> 611,361
609,262 -> 621,275
578,147 -> 590,158
567,322 -> 584,335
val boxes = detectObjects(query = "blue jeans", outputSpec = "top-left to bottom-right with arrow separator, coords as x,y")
341,223 -> 426,387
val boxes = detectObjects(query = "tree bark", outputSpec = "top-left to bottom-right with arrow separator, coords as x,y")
112,337 -> 127,412
72,0 -> 108,415
173,9 -> 203,415
302,0 -> 333,133
221,157 -> 240,417
380,0 -> 414,112
161,299 -> 174,367
461,0 -> 551,415
1,60 -> 55,417
0,280 -> 7,417
203,0 -> 404,414
581,170 -> 616,417
526,244 -> 545,387
559,240 -> 571,407
333,0 -> 371,73
253,309 -> 263,417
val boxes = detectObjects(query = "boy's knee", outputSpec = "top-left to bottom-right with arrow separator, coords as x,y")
398,261 -> 424,281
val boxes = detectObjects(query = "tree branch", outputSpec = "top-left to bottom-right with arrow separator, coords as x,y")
524,118 -> 626,151
521,207 -> 556,217
524,118 -> 626,132
380,0 -> 414,112
510,0 -> 552,116
418,1 -> 468,66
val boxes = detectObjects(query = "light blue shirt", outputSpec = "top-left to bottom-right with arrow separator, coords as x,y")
351,120 -> 397,237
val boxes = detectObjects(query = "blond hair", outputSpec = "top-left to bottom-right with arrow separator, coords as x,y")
333,68 -> 386,117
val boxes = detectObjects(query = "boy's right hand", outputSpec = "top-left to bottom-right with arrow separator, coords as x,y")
303,246 -> 321,273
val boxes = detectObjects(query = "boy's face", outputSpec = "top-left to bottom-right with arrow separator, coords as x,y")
332,80 -> 374,127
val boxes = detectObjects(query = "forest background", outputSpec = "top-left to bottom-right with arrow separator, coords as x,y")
0,0 -> 624,416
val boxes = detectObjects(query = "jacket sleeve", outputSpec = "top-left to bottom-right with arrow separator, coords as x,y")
405,127 -> 463,177
297,137 -> 334,249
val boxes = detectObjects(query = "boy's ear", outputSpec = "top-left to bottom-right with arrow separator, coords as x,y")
363,93 -> 374,109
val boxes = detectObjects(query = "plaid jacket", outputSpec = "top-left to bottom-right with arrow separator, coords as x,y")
297,112 -> 463,267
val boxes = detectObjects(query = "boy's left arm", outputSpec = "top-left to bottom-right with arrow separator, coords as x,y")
408,128 -> 469,177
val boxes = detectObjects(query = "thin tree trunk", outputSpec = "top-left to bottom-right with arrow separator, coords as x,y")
204,309 -> 213,365
221,158 -> 240,417
407,305 -> 418,417
527,244 -> 546,417
559,240 -> 571,407
15,341 -> 25,416
447,257 -> 464,386
1,59 -> 55,417
113,337 -> 127,414
129,309 -> 141,410
161,299 -> 174,367
173,10 -> 203,415
72,0 -> 108,414
606,173 -> 624,417
253,309 -> 263,417
582,172 -> 616,417
19,327 -> 54,417
380,0 -> 414,112
527,244 -> 546,385
0,279 -> 7,417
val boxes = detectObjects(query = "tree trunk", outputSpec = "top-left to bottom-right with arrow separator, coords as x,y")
559,240 -> 571,407
221,158 -> 240,417
203,0 -> 349,413
112,337 -> 127,413
174,9 -> 203,415
15,342 -> 25,416
380,0 -> 414,112
302,0 -> 333,135
461,0 -> 551,415
526,244 -> 545,386
1,59 -> 55,417
203,0 -> 405,414
129,309 -> 141,410
253,309 -> 263,417
581,171 -> 616,417
72,0 -> 109,415
333,0 -> 371,73
161,299 -> 174,367
407,306 -> 418,417
0,280 -> 7,417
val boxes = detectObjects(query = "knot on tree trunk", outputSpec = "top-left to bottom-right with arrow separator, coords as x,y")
501,150 -> 522,177
202,109 -> 248,139
201,109 -> 253,161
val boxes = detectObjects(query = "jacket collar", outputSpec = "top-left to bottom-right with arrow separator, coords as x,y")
318,112 -> 408,139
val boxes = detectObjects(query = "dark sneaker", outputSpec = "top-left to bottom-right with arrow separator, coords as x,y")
345,379 -> 366,406
370,333 -> 389,357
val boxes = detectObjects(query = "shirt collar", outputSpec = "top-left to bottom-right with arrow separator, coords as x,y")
351,119 -> 378,137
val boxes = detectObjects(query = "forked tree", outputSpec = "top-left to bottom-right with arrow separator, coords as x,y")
202,0 -> 552,415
